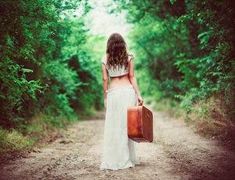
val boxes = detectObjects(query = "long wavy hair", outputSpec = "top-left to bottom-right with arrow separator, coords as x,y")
106,33 -> 130,70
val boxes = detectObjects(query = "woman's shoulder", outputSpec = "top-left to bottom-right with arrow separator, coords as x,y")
101,54 -> 107,65
128,52 -> 134,62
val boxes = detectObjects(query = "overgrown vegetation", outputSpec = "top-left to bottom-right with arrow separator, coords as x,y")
0,0 -> 104,153
115,0 -> 235,108
114,0 -> 235,138
0,0 -> 103,125
0,0 -> 234,153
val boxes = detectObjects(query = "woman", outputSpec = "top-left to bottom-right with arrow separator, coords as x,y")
100,33 -> 143,170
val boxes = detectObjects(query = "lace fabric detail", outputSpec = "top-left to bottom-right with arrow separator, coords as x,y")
106,65 -> 129,77
101,55 -> 133,77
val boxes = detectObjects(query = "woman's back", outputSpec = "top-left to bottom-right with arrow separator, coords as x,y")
102,54 -> 133,88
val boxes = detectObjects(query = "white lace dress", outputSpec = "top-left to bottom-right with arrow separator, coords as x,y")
100,84 -> 140,170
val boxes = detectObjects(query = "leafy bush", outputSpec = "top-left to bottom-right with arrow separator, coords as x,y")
0,127 -> 34,153
116,0 -> 234,119
0,0 -> 101,129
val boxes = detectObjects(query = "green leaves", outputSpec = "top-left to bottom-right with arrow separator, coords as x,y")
0,0 -> 97,127
0,58 -> 43,125
117,0 -> 234,115
198,30 -> 213,49
170,0 -> 177,5
44,61 -> 81,97
21,68 -> 33,73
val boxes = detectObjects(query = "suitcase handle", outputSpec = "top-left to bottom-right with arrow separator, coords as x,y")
136,97 -> 144,106
137,101 -> 143,106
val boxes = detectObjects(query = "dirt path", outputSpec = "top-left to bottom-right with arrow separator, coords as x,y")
1,110 -> 235,180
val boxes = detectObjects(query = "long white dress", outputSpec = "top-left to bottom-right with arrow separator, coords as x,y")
100,84 -> 140,170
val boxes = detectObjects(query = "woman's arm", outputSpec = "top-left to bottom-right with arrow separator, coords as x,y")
102,63 -> 109,99
128,57 -> 143,104
101,57 -> 109,108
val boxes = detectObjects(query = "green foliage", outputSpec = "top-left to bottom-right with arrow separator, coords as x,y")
0,57 -> 43,126
115,0 -> 235,117
0,0 -> 102,128
1,0 -> 234,145
0,127 -> 34,153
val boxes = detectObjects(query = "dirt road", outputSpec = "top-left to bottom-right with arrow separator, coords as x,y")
1,110 -> 235,180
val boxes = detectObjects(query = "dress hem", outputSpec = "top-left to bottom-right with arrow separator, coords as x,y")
99,160 -> 136,171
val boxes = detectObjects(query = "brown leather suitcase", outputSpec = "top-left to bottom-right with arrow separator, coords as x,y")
127,105 -> 153,143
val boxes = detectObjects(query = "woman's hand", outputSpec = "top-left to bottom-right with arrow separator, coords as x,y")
137,95 -> 144,105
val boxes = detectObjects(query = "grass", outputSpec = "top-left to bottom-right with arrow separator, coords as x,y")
0,127 -> 34,154
188,94 -> 235,140
152,98 -> 184,119
152,94 -> 235,144
0,113 -> 77,155
0,106 -> 98,156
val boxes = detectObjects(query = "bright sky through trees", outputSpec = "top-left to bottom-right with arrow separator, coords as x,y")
84,0 -> 132,39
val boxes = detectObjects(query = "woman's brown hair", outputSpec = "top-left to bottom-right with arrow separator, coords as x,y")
106,33 -> 130,70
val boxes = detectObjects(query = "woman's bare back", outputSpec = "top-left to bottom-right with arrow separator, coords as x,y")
109,74 -> 132,89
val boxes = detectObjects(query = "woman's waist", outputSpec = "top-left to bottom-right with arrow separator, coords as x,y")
109,76 -> 130,84
107,83 -> 134,93
109,79 -> 131,88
